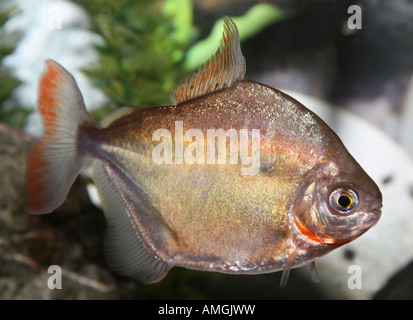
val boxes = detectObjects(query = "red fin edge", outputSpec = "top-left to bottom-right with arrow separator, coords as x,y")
25,140 -> 49,213
38,60 -> 61,136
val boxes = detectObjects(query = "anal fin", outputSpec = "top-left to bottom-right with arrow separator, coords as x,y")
93,160 -> 170,284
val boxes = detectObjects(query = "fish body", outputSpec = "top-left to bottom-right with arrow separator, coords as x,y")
25,18 -> 382,284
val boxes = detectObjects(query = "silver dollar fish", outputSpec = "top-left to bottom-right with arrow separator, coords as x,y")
25,18 -> 382,284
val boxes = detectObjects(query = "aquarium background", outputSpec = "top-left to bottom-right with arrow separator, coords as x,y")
0,0 -> 412,300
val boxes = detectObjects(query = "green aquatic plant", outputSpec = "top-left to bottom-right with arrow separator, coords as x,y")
73,0 -> 292,122
74,0 -> 195,122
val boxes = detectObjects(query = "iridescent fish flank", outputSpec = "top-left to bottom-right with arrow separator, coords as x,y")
25,18 -> 382,284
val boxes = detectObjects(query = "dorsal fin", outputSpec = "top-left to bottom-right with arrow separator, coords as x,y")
171,17 -> 246,104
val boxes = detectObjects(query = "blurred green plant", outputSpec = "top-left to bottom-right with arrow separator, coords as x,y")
73,0 -> 292,122
0,7 -> 31,129
184,3 -> 292,71
74,0 -> 195,121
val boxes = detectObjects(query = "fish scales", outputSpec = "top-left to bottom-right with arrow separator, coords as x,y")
81,79 -> 364,273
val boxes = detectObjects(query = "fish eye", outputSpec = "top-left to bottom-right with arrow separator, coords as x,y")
329,187 -> 359,214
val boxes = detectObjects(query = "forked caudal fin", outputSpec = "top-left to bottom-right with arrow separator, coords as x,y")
25,59 -> 95,214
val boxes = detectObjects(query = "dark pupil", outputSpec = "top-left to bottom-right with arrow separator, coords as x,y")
338,195 -> 351,208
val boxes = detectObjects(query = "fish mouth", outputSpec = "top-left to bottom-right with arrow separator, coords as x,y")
372,208 -> 382,217
371,208 -> 382,217
364,208 -> 382,228
347,208 -> 382,241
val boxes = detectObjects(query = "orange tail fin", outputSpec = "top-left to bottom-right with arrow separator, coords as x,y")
25,59 -> 95,213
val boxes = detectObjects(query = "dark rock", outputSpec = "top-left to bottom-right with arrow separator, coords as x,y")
373,260 -> 413,300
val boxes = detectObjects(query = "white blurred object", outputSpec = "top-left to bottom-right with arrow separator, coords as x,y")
2,0 -> 107,136
401,73 -> 413,157
288,90 -> 413,299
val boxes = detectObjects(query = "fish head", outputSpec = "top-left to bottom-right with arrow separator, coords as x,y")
291,147 -> 382,246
